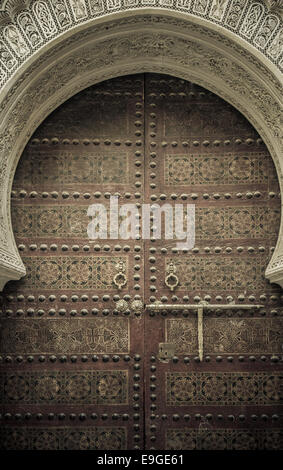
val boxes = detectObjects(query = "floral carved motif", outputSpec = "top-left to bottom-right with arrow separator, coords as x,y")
166,429 -> 282,450
0,318 -> 130,354
0,370 -> 128,404
0,427 -> 127,450
166,372 -> 282,405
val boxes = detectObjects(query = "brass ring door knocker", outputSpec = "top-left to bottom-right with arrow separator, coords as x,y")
165,262 -> 179,291
113,261 -> 127,290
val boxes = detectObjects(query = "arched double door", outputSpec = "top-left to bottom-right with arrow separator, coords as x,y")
0,74 -> 282,450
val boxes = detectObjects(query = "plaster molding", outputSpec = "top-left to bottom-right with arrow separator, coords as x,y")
0,237 -> 26,289
0,1 -> 281,83
264,0 -> 283,13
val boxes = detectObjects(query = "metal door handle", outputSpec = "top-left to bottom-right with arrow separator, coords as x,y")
113,261 -> 127,290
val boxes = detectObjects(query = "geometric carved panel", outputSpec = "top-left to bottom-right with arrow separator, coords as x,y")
12,206 -> 127,238
166,256 -> 268,290
166,372 -> 282,405
0,427 -> 127,450
145,206 -> 280,241
13,151 -> 129,186
166,318 -> 283,354
12,206 -> 90,238
165,153 -> 277,185
195,206 -> 280,240
20,256 -> 127,290
0,370 -> 128,404
166,429 -> 283,450
0,318 -> 130,354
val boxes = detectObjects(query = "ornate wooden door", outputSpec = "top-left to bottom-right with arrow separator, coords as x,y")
0,74 -> 282,451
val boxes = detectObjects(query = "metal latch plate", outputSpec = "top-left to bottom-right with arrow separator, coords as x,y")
158,342 -> 175,362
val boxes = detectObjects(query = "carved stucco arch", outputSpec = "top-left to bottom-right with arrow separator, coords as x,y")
0,7 -> 282,289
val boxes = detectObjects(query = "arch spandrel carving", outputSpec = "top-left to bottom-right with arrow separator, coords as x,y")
264,0 -> 283,13
0,10 -> 282,290
0,1 -> 282,76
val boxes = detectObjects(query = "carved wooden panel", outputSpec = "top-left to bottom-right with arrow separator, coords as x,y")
166,318 -> 283,355
0,74 -> 282,450
0,319 -> 130,354
0,427 -> 127,450
166,372 -> 281,406
0,370 -> 129,405
165,428 -> 282,450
